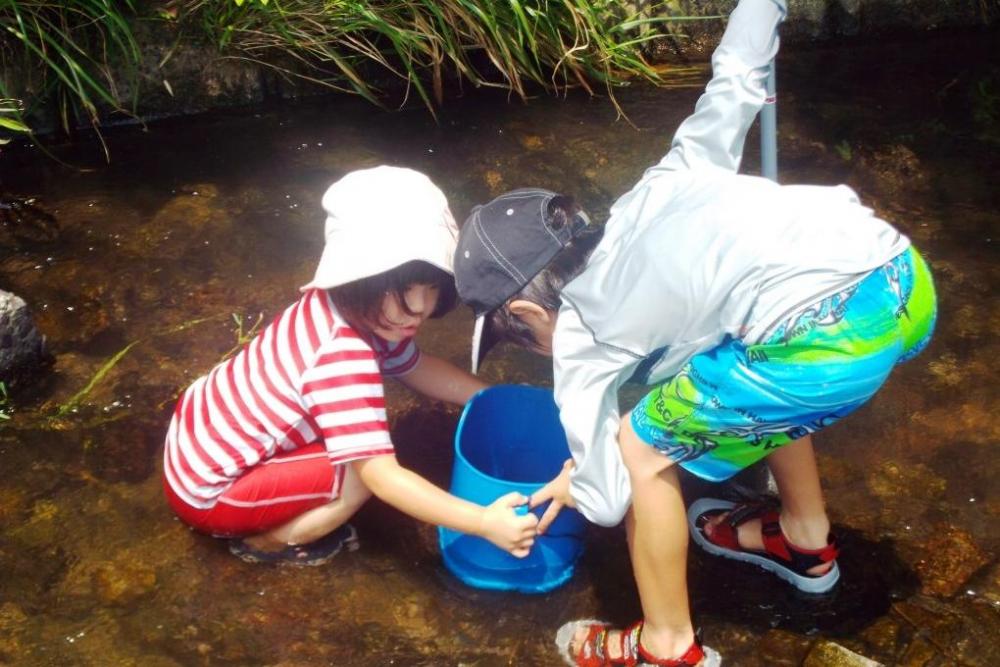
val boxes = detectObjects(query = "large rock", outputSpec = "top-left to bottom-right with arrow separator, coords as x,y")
0,289 -> 49,388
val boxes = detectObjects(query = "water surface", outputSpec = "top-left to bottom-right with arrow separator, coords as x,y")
1,30 -> 998,666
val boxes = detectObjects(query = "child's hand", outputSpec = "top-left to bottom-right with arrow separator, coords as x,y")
529,459 -> 576,534
479,492 -> 539,558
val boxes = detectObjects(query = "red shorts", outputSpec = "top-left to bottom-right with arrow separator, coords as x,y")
164,443 -> 345,538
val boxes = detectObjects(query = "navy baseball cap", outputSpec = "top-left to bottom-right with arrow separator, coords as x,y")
453,188 -> 590,373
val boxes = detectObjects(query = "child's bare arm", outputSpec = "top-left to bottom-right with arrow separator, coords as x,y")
397,352 -> 488,405
352,454 -> 537,556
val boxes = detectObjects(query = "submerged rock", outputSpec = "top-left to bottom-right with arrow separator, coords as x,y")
0,289 -> 50,388
854,144 -> 928,199
858,616 -> 901,661
0,601 -> 28,659
804,640 -> 884,666
757,629 -> 813,665
0,195 -> 59,244
913,524 -> 989,597
892,595 -> 1000,666
92,560 -> 158,606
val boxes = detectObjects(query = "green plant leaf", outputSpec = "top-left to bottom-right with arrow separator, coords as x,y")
0,116 -> 31,133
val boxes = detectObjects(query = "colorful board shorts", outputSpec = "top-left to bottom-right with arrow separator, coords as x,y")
630,247 -> 937,481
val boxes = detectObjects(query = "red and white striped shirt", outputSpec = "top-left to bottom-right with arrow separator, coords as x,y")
163,289 -> 419,509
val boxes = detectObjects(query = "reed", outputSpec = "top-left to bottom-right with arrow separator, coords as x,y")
0,0 -> 711,144
179,0 -> 707,118
0,0 -> 140,155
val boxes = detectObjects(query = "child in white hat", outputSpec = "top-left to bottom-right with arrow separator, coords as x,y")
163,166 -> 538,565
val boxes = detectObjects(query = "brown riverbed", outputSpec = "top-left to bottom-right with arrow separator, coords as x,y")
0,29 -> 998,666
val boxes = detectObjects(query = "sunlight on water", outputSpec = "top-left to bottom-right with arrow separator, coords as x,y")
0,32 -> 998,666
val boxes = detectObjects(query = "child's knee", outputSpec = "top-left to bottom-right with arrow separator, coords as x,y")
619,415 -> 675,480
339,482 -> 373,514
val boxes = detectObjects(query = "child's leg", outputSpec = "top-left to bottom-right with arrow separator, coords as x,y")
169,443 -> 371,548
703,434 -> 833,575
566,418 -> 695,661
622,419 -> 697,658
244,463 -> 371,550
767,435 -> 831,552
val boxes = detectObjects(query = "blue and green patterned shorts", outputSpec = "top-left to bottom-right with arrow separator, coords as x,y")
630,247 -> 937,481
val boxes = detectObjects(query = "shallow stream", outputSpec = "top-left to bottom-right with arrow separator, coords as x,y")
1,30 -> 998,666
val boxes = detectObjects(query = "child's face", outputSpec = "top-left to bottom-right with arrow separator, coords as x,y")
373,283 -> 440,342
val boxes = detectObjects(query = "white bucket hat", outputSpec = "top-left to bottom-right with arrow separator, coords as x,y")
300,166 -> 458,291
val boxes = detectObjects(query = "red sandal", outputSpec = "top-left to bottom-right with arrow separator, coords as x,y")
554,619 -> 720,666
687,498 -> 840,594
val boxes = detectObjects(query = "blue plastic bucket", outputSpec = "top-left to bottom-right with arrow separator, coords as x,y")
438,384 -> 587,593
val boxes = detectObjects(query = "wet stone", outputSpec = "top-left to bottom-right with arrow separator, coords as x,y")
0,602 -> 28,658
92,560 -> 158,606
892,595 -> 1000,667
32,291 -> 113,349
81,420 -> 162,484
756,629 -> 812,666
0,486 -> 27,528
176,183 -> 220,198
913,523 -> 989,597
926,352 -> 964,387
969,560 -> 1000,606
483,169 -> 504,193
854,144 -> 927,199
858,616 -> 901,661
867,461 -> 947,502
0,289 -> 48,387
897,636 -> 938,666
864,461 -> 947,536
949,597 -> 1000,666
13,498 -> 61,547
803,640 -> 884,666
130,191 -> 233,261
518,134 -> 545,150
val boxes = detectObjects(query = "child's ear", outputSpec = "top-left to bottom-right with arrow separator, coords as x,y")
508,299 -> 551,323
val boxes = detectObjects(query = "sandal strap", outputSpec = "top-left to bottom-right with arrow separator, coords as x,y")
760,511 -> 839,573
630,621 -> 707,667
637,639 -> 705,666
698,502 -> 839,578
622,621 -> 642,666
573,623 -> 631,666
572,621 -> 705,667
697,502 -> 772,552
724,501 -> 773,528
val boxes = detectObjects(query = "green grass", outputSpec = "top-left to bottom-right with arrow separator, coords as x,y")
0,0 -> 141,157
175,0 -> 711,118
0,381 -> 10,420
2,1 -> 712,146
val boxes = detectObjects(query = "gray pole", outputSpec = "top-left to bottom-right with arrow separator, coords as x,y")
760,60 -> 778,181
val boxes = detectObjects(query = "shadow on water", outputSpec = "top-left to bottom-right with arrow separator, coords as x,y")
689,526 -> 919,635
1,27 -> 998,666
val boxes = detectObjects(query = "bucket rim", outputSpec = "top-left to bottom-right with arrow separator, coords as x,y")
453,384 -> 558,492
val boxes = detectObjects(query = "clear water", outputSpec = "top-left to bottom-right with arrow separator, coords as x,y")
1,31 -> 997,666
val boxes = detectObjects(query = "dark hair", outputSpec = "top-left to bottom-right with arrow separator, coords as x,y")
487,195 -> 602,349
329,260 -> 457,335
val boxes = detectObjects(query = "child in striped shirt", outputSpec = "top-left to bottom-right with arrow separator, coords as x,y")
163,166 -> 538,565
